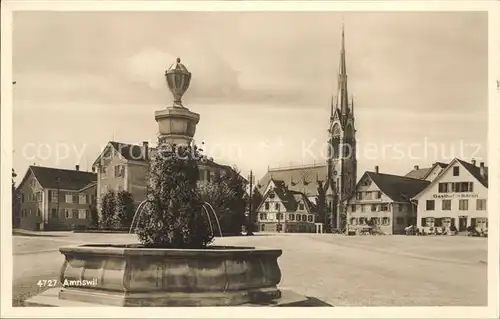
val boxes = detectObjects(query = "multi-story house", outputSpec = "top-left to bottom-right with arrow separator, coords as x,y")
92,141 -> 237,211
412,158 -> 488,234
404,162 -> 448,182
344,166 -> 430,234
16,165 -> 97,231
256,179 -> 318,233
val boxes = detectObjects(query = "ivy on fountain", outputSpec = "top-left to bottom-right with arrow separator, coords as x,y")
135,137 -> 214,249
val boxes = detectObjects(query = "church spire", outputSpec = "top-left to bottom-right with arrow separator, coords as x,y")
336,23 -> 349,117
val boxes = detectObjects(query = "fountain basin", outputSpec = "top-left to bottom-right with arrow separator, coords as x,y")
57,244 -> 283,307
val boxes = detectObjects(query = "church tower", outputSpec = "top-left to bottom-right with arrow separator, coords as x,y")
326,25 -> 357,230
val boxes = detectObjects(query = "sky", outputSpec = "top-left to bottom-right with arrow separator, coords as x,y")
12,11 -> 488,182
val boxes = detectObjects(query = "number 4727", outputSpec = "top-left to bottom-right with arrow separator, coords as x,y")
36,280 -> 58,287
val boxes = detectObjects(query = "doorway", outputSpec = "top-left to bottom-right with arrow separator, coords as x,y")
458,216 -> 468,231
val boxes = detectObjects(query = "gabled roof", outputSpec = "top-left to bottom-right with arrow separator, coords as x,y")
456,159 -> 488,187
411,158 -> 488,200
18,166 -> 97,191
347,171 -> 430,203
259,179 -> 316,213
257,164 -> 327,197
404,162 -> 449,180
405,167 -> 432,180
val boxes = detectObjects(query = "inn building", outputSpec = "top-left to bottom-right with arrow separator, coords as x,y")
16,165 -> 97,231
256,179 -> 318,233
344,166 -> 430,234
412,158 -> 488,233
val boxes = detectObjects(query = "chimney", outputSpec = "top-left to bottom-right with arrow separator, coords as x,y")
480,162 -> 485,176
471,159 -> 476,166
414,165 -> 419,170
142,141 -> 149,161
374,166 -> 379,174
75,165 -> 80,171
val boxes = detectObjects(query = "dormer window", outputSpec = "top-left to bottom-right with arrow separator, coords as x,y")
299,203 -> 305,210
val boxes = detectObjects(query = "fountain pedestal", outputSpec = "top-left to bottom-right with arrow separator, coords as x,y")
155,107 -> 199,146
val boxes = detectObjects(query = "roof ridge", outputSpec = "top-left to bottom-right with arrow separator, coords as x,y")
30,165 -> 96,174
367,171 -> 430,182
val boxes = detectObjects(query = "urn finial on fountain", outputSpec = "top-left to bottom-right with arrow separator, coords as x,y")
165,57 -> 191,108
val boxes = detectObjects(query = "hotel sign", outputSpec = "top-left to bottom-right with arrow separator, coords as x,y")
432,193 -> 479,199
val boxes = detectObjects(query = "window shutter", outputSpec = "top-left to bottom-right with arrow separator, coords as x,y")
469,182 -> 473,192
421,218 -> 426,227
48,191 -> 52,202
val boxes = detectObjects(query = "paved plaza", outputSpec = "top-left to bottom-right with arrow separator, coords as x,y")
12,231 -> 487,307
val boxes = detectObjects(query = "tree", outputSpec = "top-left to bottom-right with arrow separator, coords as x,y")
199,168 -> 248,236
135,142 -> 213,248
12,169 -> 21,228
100,189 -> 118,229
115,190 -> 135,228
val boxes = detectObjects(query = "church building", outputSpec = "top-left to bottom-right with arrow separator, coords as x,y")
257,26 -> 358,232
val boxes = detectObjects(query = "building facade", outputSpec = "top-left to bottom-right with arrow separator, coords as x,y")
16,165 -> 97,231
344,167 -> 430,234
412,158 -> 488,234
93,141 -> 236,212
256,179 -> 317,233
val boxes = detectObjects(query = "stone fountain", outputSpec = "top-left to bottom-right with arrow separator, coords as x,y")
25,58 -> 319,307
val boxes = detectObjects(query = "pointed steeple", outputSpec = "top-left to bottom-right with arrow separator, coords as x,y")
336,23 -> 349,117
330,95 -> 334,119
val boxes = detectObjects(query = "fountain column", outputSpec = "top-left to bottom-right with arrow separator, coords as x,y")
155,58 -> 200,145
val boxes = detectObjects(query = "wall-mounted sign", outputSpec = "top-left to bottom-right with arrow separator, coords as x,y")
433,193 -> 479,199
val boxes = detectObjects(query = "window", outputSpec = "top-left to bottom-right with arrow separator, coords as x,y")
299,203 -> 305,210
269,192 -> 275,199
73,195 -> 78,203
453,166 -> 459,176
371,204 -> 377,212
274,203 -> 279,210
307,215 -> 313,222
65,194 -> 73,203
438,183 -> 449,193
356,192 -> 362,200
289,214 -> 295,221
73,209 -> 78,218
351,204 -> 356,212
350,217 -> 357,225
476,199 -> 487,210
426,200 -> 435,211
36,192 -> 42,202
398,204 -> 403,212
276,213 -> 283,220
259,213 -> 267,220
374,191 -> 382,199
296,214 -> 301,221
264,202 -> 269,210
396,216 -> 404,225
452,182 -> 473,193
78,209 -> 86,219
51,208 -> 57,218
381,204 -> 389,211
21,193 -> 25,203
476,218 -> 488,229
49,190 -> 58,203
114,165 -> 124,177
382,217 -> 390,225
442,199 -> 451,210
65,209 -> 72,219
302,214 -> 307,221
79,195 -> 87,205
459,199 -> 468,210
